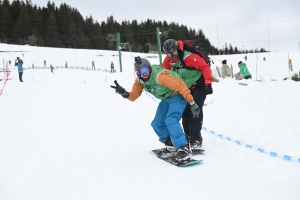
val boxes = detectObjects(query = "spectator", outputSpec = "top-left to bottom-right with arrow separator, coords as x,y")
15,57 -> 24,82
234,61 -> 252,80
110,61 -> 114,73
244,55 -> 247,61
221,60 -> 232,78
65,60 -> 68,68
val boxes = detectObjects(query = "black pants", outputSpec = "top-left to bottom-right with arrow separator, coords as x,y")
182,83 -> 207,142
18,72 -> 23,82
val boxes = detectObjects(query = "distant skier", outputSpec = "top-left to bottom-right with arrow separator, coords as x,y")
110,61 -> 114,73
92,60 -> 95,69
50,64 -> 54,73
288,59 -> 293,72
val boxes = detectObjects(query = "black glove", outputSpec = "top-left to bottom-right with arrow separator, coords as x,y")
110,80 -> 129,98
204,84 -> 213,95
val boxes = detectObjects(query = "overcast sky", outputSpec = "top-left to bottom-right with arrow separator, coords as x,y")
32,0 -> 300,52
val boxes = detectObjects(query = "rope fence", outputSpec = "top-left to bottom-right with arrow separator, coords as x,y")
143,90 -> 300,164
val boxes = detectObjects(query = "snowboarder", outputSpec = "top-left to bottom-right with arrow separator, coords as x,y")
162,39 -> 213,149
110,57 -> 201,162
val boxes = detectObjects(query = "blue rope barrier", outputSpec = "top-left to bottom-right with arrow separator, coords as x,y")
144,89 -> 300,164
202,127 -> 300,164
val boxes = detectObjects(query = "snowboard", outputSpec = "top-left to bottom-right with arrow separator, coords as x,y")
152,149 -> 203,167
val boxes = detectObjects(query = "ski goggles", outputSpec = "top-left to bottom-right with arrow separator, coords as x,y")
137,67 -> 150,76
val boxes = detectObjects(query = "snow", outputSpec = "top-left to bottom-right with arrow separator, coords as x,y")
1,44 -> 300,200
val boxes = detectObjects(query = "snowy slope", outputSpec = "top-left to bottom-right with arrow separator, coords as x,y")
1,44 -> 300,200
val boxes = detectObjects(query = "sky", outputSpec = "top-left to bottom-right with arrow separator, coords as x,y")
29,0 -> 300,52
1,44 -> 300,200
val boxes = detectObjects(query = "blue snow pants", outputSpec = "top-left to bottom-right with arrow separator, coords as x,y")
151,94 -> 188,150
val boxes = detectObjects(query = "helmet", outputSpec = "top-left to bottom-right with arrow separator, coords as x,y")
134,57 -> 150,71
163,39 -> 178,53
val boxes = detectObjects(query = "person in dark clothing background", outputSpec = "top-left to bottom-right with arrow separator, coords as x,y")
15,57 -> 24,82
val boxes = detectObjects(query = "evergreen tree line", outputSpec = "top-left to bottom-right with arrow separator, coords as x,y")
0,0 -> 267,54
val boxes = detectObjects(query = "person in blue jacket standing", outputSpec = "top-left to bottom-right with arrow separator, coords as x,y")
15,57 -> 24,82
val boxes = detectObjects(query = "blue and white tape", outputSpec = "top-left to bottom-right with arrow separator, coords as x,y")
202,127 -> 300,163
143,90 -> 160,103
144,90 -> 300,164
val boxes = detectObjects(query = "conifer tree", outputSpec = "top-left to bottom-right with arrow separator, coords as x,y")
89,21 -> 105,49
11,4 -> 30,44
0,0 -> 13,42
229,44 -> 234,54
30,5 -> 43,38
57,3 -> 72,47
11,0 -> 22,23
37,35 -> 44,46
44,12 -> 61,46
67,20 -> 76,48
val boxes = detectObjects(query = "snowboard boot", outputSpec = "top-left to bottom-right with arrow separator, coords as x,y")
161,137 -> 175,154
188,135 -> 203,150
174,144 -> 192,162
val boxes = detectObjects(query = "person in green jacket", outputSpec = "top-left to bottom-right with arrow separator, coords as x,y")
110,61 -> 115,73
235,61 -> 252,80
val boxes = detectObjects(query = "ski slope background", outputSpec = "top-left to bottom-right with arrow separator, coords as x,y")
1,44 -> 300,200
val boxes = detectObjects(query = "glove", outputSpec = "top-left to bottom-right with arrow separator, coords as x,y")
204,84 -> 213,95
110,80 -> 129,98
190,102 -> 200,118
